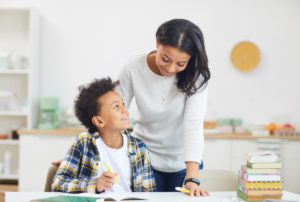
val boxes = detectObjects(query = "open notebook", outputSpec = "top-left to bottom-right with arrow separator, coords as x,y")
80,192 -> 147,201
30,195 -> 103,202
31,194 -> 146,202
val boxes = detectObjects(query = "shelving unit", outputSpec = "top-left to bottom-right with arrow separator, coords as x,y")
0,140 -> 19,146
0,140 -> 19,182
0,175 -> 19,181
0,7 -> 40,183
0,69 -> 29,75
0,111 -> 28,117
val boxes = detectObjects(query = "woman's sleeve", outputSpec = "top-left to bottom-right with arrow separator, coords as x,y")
183,86 -> 208,164
116,65 -> 134,108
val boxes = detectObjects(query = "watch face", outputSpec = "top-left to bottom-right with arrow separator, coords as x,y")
231,41 -> 260,72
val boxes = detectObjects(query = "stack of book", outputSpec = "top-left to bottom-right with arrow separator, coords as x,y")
237,151 -> 283,202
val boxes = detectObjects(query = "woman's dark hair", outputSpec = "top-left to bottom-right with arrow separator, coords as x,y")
74,77 -> 119,133
156,19 -> 210,96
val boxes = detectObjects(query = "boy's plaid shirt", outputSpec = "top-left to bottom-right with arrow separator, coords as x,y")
51,131 -> 156,193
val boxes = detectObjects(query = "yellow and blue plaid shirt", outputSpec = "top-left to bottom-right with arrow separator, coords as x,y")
51,131 -> 156,193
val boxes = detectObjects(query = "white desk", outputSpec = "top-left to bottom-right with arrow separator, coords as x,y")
6,191 -> 300,202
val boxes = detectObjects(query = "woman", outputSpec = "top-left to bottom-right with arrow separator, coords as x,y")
116,19 -> 210,196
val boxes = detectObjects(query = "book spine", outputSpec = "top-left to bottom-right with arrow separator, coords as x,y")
238,178 -> 283,189
246,162 -> 282,169
237,190 -> 248,201
240,171 -> 281,181
237,190 -> 282,201
237,185 -> 283,195
241,166 -> 280,175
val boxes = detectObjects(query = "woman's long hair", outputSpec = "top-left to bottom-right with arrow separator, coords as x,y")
156,19 -> 210,97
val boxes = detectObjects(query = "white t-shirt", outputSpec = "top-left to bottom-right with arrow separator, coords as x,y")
96,134 -> 131,192
116,53 -> 208,172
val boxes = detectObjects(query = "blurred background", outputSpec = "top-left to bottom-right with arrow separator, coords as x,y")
0,0 -> 299,200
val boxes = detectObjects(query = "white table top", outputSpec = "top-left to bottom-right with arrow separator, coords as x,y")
5,191 -> 300,202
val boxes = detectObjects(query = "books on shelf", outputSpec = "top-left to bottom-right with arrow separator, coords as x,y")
246,162 -> 282,169
246,151 -> 278,163
239,171 -> 281,182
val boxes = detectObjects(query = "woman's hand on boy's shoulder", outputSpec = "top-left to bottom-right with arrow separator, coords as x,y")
185,182 -> 209,197
51,159 -> 62,167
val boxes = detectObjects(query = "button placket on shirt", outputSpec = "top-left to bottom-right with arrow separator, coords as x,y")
162,78 -> 166,102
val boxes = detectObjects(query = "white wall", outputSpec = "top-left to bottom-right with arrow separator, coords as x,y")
1,0 -> 300,126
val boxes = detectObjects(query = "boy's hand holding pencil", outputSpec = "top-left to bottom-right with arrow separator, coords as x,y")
96,162 -> 120,193
104,162 -> 120,183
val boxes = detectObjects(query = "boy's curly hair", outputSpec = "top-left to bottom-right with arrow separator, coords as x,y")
74,77 -> 119,133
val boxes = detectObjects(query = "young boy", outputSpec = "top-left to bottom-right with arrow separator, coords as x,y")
51,78 -> 156,193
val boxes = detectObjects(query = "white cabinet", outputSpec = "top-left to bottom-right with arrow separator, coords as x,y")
204,138 -> 300,194
231,140 -> 257,171
16,130 -> 300,192
0,8 -> 40,182
0,140 -> 19,180
281,141 -> 300,194
19,134 -> 75,191
202,139 -> 232,170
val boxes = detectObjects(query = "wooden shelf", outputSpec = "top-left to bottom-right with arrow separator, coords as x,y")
204,133 -> 300,141
0,140 -> 19,145
0,7 -> 39,131
0,69 -> 28,75
0,111 -> 27,117
18,128 -> 84,136
0,175 -> 18,181
0,184 -> 18,202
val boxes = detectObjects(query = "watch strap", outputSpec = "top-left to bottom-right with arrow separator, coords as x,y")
184,178 -> 201,186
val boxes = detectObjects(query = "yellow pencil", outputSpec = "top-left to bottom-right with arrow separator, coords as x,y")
103,162 -> 120,183
103,162 -> 112,172
175,187 -> 191,194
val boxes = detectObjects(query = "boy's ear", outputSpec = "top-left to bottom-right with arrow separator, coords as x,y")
92,116 -> 105,128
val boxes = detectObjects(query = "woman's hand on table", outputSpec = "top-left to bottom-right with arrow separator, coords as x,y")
185,182 -> 209,196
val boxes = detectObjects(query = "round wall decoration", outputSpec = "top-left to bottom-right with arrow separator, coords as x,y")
231,41 -> 260,72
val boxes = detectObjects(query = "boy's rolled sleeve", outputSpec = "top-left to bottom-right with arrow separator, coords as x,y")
51,135 -> 98,193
